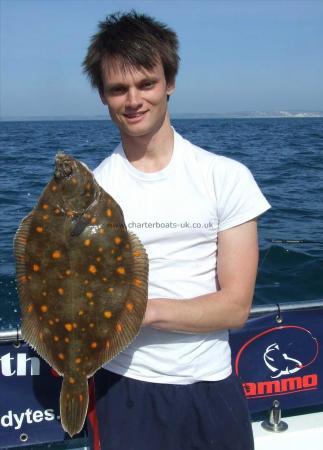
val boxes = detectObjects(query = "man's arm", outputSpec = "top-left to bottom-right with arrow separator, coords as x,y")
142,219 -> 259,333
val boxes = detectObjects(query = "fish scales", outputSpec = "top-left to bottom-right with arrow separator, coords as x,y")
14,153 -> 148,436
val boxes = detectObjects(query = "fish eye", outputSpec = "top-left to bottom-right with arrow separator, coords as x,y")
62,161 -> 73,177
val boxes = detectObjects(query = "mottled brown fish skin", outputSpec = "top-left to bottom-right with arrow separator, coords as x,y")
14,153 -> 148,436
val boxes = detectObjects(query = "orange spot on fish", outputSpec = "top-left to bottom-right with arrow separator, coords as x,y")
51,185 -> 57,192
84,239 -> 91,246
126,302 -> 134,312
89,323 -> 94,328
71,177 -> 77,185
88,265 -> 97,274
79,394 -> 84,402
58,287 -> 64,295
116,267 -> 126,275
55,318 -> 60,323
125,244 -> 130,249
91,217 -> 97,224
103,311 -> 112,319
52,250 -> 61,259
43,214 -> 49,220
54,208 -> 60,215
90,342 -> 98,349
58,353 -> 65,360
78,309 -> 84,316
86,291 -> 94,299
73,323 -> 77,328
89,301 -> 94,306
106,208 -> 112,217
42,204 -> 49,210
19,275 -> 28,283
64,337 -> 69,343
108,287 -> 114,292
66,210 -> 74,218
84,279 -> 89,285
75,357 -> 82,364
40,305 -> 48,313
116,256 -> 123,262
69,377 -> 76,384
49,320 -> 54,325
114,236 -> 122,245
106,341 -> 110,348
96,256 -> 102,262
102,277 -> 107,282
33,264 -> 40,272
64,323 -> 73,332
27,304 -> 33,313
116,323 -> 122,333
98,247 -> 103,253
133,250 -> 141,257
84,213 -> 91,219
42,291 -> 47,297
65,270 -> 71,276
133,278 -> 142,288
99,228 -> 105,235
39,332 -> 43,342
36,226 -> 44,233
53,336 -> 59,342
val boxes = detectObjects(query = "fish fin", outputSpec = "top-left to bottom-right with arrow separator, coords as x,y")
14,213 -> 44,351
97,232 -> 149,366
14,213 -> 63,372
14,212 -> 33,283
71,215 -> 91,237
60,375 -> 89,437
71,193 -> 102,237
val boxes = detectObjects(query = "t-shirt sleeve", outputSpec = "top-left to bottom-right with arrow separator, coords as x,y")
213,157 -> 271,232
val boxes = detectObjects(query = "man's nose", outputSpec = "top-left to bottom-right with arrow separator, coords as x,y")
125,88 -> 142,109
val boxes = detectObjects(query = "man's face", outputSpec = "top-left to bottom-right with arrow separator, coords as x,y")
100,59 -> 175,138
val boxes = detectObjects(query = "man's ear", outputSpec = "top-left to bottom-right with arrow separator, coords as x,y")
166,79 -> 176,96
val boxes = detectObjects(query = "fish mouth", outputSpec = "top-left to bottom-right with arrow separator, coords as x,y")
55,152 -> 73,179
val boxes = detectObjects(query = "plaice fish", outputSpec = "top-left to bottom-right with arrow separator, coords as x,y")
14,153 -> 148,437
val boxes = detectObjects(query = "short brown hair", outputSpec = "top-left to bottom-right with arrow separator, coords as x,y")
83,10 -> 180,93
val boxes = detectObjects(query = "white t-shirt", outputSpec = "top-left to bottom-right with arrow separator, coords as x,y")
94,129 -> 270,384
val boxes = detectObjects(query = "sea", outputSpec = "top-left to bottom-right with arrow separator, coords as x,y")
1,118 -> 323,331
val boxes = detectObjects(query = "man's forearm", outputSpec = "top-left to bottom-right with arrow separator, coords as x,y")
143,288 -> 253,333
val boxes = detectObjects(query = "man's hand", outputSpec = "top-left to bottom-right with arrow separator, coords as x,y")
142,219 -> 259,333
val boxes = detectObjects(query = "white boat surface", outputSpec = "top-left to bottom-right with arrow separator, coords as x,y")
253,410 -> 323,449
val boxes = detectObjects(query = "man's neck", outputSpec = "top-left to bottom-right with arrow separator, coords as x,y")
120,114 -> 174,173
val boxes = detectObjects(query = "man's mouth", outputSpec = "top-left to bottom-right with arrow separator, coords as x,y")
123,111 -> 147,119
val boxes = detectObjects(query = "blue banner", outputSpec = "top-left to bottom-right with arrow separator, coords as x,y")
230,308 -> 323,413
0,341 -> 86,448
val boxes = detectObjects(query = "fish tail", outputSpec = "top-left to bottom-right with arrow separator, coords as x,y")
60,375 -> 89,437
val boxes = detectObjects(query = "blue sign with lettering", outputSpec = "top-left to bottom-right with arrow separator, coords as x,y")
0,341 -> 86,448
230,308 -> 323,413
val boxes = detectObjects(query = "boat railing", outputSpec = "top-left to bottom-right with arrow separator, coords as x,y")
1,299 -> 323,342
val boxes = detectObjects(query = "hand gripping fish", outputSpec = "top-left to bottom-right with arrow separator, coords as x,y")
14,153 -> 148,436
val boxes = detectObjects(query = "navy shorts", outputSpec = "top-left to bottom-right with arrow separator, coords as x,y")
88,370 -> 254,450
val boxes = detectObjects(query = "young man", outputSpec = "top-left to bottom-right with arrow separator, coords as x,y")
83,11 -> 270,450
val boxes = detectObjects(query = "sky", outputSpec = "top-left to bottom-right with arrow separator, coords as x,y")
1,0 -> 323,118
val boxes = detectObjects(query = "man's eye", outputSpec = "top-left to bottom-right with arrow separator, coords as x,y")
141,81 -> 155,89
109,87 -> 126,95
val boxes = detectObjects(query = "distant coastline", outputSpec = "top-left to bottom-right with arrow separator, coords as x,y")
1,110 -> 323,122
